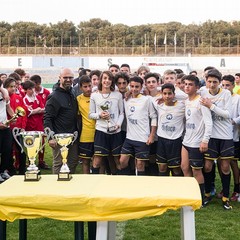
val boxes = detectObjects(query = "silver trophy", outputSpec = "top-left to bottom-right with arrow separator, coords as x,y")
100,103 -> 117,133
53,132 -> 78,181
12,127 -> 51,181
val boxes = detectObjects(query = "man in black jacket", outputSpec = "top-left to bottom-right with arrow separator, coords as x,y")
44,68 -> 79,174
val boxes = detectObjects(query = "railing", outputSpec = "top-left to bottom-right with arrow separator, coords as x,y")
0,46 -> 239,56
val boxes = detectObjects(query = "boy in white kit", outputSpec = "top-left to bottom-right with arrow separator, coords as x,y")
181,75 -> 213,206
200,69 -> 234,210
119,76 -> 157,175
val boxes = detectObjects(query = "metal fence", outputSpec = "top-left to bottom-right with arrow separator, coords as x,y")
0,45 -> 240,56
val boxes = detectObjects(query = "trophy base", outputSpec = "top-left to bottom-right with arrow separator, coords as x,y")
24,170 -> 41,181
58,172 -> 72,181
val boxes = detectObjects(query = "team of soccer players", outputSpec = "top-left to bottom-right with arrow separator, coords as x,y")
1,66 -> 240,211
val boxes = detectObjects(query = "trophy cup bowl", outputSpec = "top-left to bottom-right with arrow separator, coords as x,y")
3,106 -> 26,126
100,104 -> 117,133
12,127 -> 51,181
54,132 -> 78,181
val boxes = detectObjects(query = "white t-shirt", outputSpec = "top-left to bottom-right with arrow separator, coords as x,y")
201,88 -> 233,140
124,95 -> 157,143
89,91 -> 124,134
183,95 -> 212,148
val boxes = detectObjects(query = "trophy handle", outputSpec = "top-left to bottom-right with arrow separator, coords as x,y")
38,128 -> 54,153
44,127 -> 54,141
12,127 -> 24,153
71,131 -> 78,145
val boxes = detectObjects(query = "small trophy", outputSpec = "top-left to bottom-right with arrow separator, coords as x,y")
12,127 -> 50,181
54,132 -> 78,181
3,106 -> 25,126
100,104 -> 117,133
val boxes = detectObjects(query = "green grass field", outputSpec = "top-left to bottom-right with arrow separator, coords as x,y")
5,145 -> 240,240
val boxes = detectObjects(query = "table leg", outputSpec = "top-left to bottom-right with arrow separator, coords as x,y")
0,220 -> 6,240
96,221 -> 108,240
19,219 -> 27,240
108,222 -> 116,240
74,221 -> 84,240
181,206 -> 196,240
88,221 -> 96,240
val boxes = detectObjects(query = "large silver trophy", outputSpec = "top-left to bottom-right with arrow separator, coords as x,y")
12,127 -> 51,181
100,102 -> 117,133
53,131 -> 78,181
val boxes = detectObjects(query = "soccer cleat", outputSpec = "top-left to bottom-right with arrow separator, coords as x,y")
1,170 -> 11,180
222,200 -> 232,210
217,190 -> 223,199
203,195 -> 212,206
230,192 -> 239,202
0,175 -> 5,183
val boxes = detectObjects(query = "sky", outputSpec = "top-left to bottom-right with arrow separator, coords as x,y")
1,0 -> 240,26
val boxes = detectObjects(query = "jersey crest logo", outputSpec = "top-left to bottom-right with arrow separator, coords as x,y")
130,106 -> 135,112
166,114 -> 173,120
187,109 -> 191,116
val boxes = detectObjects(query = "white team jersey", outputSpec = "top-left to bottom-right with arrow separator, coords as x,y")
0,93 -> 7,123
89,91 -> 124,134
201,88 -> 233,140
124,94 -> 157,143
231,93 -> 240,142
154,100 -> 185,139
183,95 -> 212,148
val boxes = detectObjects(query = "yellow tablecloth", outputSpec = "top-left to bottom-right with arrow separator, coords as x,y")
0,175 -> 201,222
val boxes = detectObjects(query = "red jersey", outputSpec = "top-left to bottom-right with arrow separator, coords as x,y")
23,94 -> 44,131
35,87 -> 50,106
8,94 -> 27,130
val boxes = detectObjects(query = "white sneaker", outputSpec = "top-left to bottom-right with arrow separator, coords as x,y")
1,170 -> 11,180
238,195 -> 240,202
0,175 -> 5,182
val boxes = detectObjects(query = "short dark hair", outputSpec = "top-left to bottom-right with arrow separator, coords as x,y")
144,72 -> 160,83
222,74 -> 235,84
79,75 -> 91,87
161,83 -> 175,94
206,69 -> 222,81
120,63 -> 130,69
30,75 -> 42,84
184,74 -> 200,87
89,70 -> 101,79
129,76 -> 143,85
14,68 -> 26,77
3,77 -> 16,88
235,73 -> 240,78
9,72 -> 21,81
22,80 -> 35,90
109,64 -> 120,70
174,68 -> 183,74
115,72 -> 130,84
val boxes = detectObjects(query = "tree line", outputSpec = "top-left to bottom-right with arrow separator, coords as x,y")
0,18 -> 240,55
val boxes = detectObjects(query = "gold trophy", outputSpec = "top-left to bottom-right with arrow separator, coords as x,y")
3,106 -> 25,126
54,132 -> 78,181
100,102 -> 117,133
12,127 -> 50,181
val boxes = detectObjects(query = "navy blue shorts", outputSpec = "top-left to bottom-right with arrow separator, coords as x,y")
121,138 -> 150,160
78,142 -> 94,159
94,130 -> 123,156
183,145 -> 204,169
156,137 -> 182,168
233,141 -> 240,161
204,138 -> 234,161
